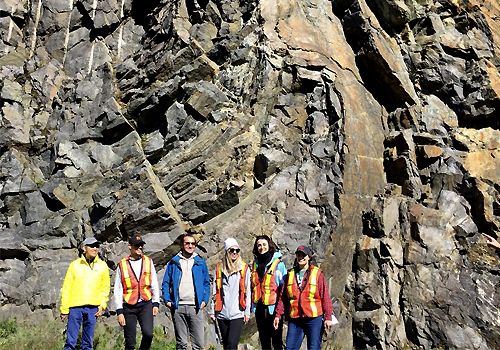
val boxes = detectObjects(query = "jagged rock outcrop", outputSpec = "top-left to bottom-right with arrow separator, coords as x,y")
1,0 -> 500,348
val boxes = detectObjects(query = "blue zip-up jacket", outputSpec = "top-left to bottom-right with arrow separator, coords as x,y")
162,253 -> 210,309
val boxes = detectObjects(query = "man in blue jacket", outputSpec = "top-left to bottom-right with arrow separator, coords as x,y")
162,233 -> 211,350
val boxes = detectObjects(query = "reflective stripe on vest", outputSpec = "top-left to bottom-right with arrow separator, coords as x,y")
214,262 -> 248,312
251,259 -> 280,305
286,265 -> 323,318
119,255 -> 153,304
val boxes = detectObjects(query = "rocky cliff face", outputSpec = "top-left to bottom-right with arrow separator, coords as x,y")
1,0 -> 500,348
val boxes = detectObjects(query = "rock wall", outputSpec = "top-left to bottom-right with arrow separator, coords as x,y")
1,0 -> 500,348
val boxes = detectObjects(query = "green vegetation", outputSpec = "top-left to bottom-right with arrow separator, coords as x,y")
0,317 -> 176,350
141,133 -> 147,148
0,316 -> 65,349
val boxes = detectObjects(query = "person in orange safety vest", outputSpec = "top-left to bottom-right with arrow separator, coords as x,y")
114,236 -> 160,350
209,237 -> 251,350
251,235 -> 287,349
274,245 -> 335,350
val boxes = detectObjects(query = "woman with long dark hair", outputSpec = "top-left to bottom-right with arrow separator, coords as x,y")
273,245 -> 334,350
251,235 -> 287,349
209,238 -> 251,350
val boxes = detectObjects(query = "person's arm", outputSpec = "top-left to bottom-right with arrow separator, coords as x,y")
60,261 -> 75,318
482,233 -> 500,249
114,265 -> 124,311
244,265 -> 251,322
150,260 -> 160,316
273,272 -> 288,329
276,261 -> 287,288
209,267 -> 217,321
202,259 -> 211,308
114,265 -> 126,326
97,261 -> 111,316
317,271 -> 334,329
161,261 -> 172,308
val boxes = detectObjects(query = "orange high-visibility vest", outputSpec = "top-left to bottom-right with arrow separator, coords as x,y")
251,259 -> 280,305
286,265 -> 323,318
119,255 -> 153,304
214,262 -> 248,312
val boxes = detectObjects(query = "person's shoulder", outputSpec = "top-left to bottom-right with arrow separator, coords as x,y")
272,250 -> 283,260
311,265 -> 324,275
170,253 -> 182,263
67,256 -> 82,268
194,254 -> 208,264
97,257 -> 109,266
117,255 -> 129,263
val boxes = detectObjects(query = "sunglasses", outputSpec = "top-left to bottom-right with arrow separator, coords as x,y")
228,248 -> 240,254
184,242 -> 196,246
133,244 -> 144,249
87,244 -> 100,248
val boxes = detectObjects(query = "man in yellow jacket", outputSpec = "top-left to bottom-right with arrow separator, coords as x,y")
60,237 -> 110,350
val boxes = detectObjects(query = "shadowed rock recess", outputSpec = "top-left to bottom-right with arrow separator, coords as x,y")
1,0 -> 500,348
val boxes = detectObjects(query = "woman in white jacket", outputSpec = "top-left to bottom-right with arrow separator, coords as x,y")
209,237 -> 251,350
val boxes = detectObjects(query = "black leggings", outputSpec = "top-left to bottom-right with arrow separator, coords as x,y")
256,302 -> 284,349
217,318 -> 244,350
123,302 -> 154,350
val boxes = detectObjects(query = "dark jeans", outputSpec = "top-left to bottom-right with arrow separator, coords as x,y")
285,316 -> 323,350
217,318 -> 244,350
63,306 -> 98,350
123,301 -> 154,350
255,302 -> 283,350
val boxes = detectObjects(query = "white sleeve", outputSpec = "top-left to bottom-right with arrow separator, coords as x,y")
244,266 -> 251,316
150,260 -> 160,305
209,267 -> 217,315
114,265 -> 124,311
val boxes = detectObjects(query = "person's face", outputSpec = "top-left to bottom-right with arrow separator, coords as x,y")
182,236 -> 196,256
84,243 -> 99,259
257,239 -> 269,255
228,246 -> 240,261
129,243 -> 144,257
295,251 -> 310,269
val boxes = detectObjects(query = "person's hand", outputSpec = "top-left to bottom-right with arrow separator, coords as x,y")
200,301 -> 206,309
153,306 -> 159,316
95,306 -> 103,317
210,314 -> 216,322
273,317 -> 280,330
166,302 -> 172,309
118,314 -> 126,326
60,314 -> 68,321
482,233 -> 500,249
244,315 -> 250,323
324,320 -> 334,330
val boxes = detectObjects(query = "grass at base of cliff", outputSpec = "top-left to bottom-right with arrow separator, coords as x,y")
0,317 -> 176,350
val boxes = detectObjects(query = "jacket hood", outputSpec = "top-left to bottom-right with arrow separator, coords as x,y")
177,251 -> 199,260
271,250 -> 282,263
172,252 -> 203,266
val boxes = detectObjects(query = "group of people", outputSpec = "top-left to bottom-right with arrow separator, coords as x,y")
59,233 -> 337,350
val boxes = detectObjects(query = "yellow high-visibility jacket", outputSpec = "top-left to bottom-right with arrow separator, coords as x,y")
60,255 -> 110,314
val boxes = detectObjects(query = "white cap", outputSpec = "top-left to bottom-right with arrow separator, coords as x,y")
224,237 -> 239,251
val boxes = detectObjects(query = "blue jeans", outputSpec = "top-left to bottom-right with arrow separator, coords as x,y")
63,306 -> 98,350
285,316 -> 323,350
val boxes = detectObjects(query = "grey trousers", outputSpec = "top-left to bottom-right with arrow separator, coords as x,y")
172,304 -> 205,350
